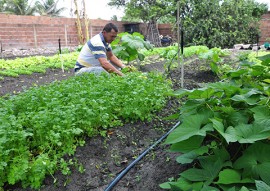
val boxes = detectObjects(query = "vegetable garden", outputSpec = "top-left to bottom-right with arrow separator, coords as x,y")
0,33 -> 270,191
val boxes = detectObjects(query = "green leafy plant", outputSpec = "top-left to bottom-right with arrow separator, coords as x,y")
111,32 -> 153,65
0,71 -> 172,189
0,52 -> 78,78
161,53 -> 270,191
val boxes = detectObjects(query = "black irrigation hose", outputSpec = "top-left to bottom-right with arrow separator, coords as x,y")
104,121 -> 181,191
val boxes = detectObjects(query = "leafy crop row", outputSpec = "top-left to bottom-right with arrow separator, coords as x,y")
0,52 -> 78,78
161,53 -> 270,191
0,71 -> 172,189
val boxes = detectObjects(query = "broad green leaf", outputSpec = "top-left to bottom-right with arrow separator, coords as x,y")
137,53 -> 145,61
159,177 -> 203,191
227,187 -> 237,191
216,169 -> 253,184
211,118 -> 238,143
250,65 -> 265,76
257,54 -> 270,66
251,106 -> 270,126
201,185 -> 220,191
227,69 -> 248,78
173,88 -> 210,99
144,42 -> 153,50
240,187 -> 250,191
199,147 -> 231,171
179,99 -> 206,115
220,106 -> 235,114
180,87 -> 216,99
169,136 -> 205,153
231,89 -> 262,105
263,79 -> 270,83
180,163 -> 221,185
226,110 -> 250,126
255,180 -> 270,191
234,122 -> 270,143
208,82 -> 241,97
234,142 -> 270,185
210,62 -> 219,73
181,148 -> 230,185
172,89 -> 191,97
131,32 -> 144,39
219,185 -> 250,191
165,114 -> 213,144
176,146 -> 208,164
176,152 -> 198,164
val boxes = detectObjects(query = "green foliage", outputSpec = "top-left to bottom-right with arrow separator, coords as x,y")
0,70 -> 172,189
0,52 -> 78,78
108,0 -> 175,23
142,45 -> 210,59
35,0 -> 66,17
1,0 -> 36,15
109,0 -> 268,48
111,32 -> 153,64
0,0 -> 66,16
181,0 -> 268,48
161,52 -> 270,190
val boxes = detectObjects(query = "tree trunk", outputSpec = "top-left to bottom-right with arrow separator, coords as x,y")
82,0 -> 90,41
74,0 -> 84,45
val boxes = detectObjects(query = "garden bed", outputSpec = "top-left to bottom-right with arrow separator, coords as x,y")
2,60 -> 218,191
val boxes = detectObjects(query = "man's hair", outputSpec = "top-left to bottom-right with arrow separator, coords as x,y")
103,23 -> 118,33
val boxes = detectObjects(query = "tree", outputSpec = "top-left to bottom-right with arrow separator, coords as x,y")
35,0 -> 66,17
109,0 -> 268,48
180,0 -> 268,48
111,15 -> 118,21
109,0 -> 174,23
0,0 -> 7,12
73,0 -> 84,44
108,0 -> 175,46
3,0 -> 37,15
73,0 -> 90,44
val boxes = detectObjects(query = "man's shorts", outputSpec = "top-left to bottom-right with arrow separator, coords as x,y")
75,67 -> 108,76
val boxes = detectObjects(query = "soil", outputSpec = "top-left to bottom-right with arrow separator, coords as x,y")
2,58 -> 219,191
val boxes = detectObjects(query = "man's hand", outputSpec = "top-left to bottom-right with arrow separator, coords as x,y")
121,65 -> 137,73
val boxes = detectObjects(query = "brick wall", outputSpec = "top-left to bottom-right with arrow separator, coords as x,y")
158,24 -> 174,37
0,14 -> 128,50
0,12 -> 268,50
260,11 -> 270,45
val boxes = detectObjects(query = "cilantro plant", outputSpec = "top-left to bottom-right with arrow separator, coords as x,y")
0,71 -> 172,189
0,52 -> 78,78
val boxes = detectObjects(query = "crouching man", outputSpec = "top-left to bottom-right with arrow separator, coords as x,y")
74,22 -> 127,76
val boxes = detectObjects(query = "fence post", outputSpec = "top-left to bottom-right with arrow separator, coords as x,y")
64,24 -> 68,47
33,24 -> 37,48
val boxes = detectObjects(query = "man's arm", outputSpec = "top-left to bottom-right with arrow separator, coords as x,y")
106,51 -> 126,69
98,57 -> 124,76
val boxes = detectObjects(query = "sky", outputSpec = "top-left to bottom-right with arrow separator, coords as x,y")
58,0 -> 124,20
58,0 -> 270,20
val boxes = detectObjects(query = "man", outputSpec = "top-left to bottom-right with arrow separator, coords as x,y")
74,23 -> 126,76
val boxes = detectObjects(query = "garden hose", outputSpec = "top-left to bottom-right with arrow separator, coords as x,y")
104,121 -> 181,191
